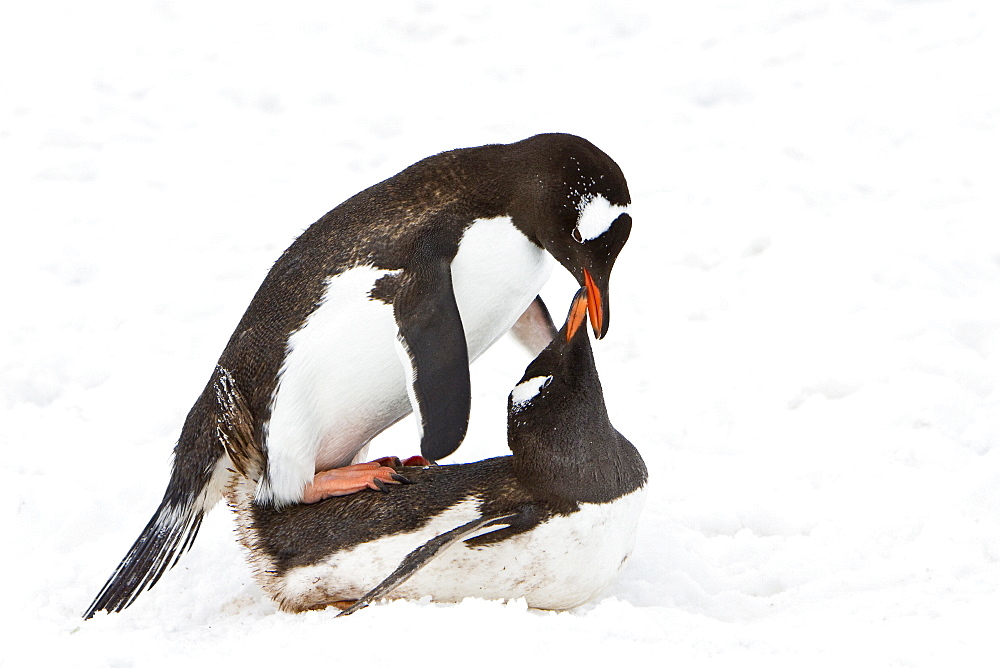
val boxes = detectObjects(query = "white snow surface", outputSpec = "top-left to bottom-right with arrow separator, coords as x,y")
3,1 -> 999,665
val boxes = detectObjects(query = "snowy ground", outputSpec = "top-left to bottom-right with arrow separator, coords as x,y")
3,1 -> 999,665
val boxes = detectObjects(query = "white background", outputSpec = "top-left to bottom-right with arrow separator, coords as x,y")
2,1 -> 998,665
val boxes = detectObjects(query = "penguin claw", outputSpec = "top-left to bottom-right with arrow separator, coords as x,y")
391,473 -> 414,485
373,478 -> 390,493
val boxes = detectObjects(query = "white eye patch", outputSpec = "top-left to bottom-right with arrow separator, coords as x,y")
575,194 -> 629,242
510,375 -> 553,410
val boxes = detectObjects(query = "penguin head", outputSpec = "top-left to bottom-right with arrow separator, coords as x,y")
507,288 -> 646,505
507,288 -> 609,440
509,134 -> 632,340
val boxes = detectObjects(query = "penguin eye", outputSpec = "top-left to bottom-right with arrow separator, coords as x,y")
571,228 -> 584,244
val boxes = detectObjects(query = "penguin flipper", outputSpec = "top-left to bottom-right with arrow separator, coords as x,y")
393,261 -> 471,462
337,510 -> 521,617
509,295 -> 558,356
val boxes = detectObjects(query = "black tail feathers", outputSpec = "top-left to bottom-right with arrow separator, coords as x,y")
83,499 -> 204,619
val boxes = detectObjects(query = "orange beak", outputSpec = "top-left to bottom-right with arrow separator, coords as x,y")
582,268 -> 604,338
566,291 -> 589,341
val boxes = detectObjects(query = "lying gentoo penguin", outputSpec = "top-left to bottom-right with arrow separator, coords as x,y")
84,134 -> 632,619
225,289 -> 647,614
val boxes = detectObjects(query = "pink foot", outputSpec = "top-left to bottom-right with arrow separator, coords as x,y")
301,462 -> 403,504
372,455 -> 402,468
372,455 -> 430,468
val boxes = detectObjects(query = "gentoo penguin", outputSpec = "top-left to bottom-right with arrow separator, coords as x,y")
84,133 -> 632,619
225,289 -> 647,614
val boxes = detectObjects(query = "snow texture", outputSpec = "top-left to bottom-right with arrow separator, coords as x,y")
3,1 -> 999,665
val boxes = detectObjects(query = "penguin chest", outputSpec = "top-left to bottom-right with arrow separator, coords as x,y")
403,487 -> 648,610
261,265 -> 410,505
450,216 -> 554,360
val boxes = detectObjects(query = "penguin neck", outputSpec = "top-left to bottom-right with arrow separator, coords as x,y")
510,407 -> 646,509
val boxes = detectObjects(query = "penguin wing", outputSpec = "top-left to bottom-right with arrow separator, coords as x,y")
509,295 -> 558,356
393,259 -> 471,462
337,509 -> 524,617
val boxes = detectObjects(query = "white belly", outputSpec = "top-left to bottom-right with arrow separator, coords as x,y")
271,487 -> 647,612
450,216 -> 554,359
261,217 -> 553,506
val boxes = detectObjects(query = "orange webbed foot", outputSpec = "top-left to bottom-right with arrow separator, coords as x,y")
373,456 -> 402,468
330,600 -> 357,611
302,461 -> 412,504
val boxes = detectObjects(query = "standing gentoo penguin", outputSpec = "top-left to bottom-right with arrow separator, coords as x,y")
84,133 -> 632,619
225,289 -> 647,614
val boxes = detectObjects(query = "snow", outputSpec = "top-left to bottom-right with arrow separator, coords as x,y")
2,0 -> 999,665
